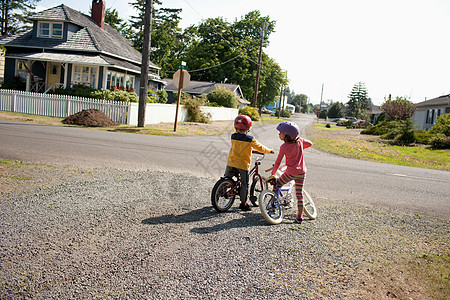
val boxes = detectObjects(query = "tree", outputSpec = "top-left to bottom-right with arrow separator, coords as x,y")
104,8 -> 128,33
1,0 -> 39,36
179,11 -> 285,108
381,96 -> 415,120
346,82 -> 372,119
290,93 -> 308,113
127,0 -> 183,74
327,102 -> 345,118
206,86 -> 238,108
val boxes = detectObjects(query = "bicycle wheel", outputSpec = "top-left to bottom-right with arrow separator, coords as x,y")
259,190 -> 284,225
211,177 -> 236,212
249,175 -> 266,207
302,189 -> 317,219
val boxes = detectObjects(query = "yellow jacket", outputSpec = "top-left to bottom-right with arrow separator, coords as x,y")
227,132 -> 272,170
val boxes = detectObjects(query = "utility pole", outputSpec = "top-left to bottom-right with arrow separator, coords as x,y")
320,83 -> 324,111
252,20 -> 265,108
138,0 -> 153,127
277,86 -> 283,118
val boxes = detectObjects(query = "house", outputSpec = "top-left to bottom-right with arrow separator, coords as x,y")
368,104 -> 383,124
0,0 -> 162,94
163,78 -> 250,108
413,94 -> 450,131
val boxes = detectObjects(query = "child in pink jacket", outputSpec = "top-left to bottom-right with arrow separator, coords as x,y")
271,121 -> 313,224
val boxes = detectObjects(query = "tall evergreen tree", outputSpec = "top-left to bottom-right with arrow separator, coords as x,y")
346,82 -> 372,119
1,0 -> 40,36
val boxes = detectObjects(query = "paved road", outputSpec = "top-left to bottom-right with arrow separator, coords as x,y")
1,116 -> 449,219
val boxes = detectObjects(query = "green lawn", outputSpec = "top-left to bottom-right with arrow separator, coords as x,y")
307,123 -> 450,171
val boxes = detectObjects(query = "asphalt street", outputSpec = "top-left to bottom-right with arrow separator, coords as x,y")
1,115 -> 449,219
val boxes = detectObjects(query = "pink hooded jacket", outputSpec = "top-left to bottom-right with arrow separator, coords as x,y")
271,138 -> 313,176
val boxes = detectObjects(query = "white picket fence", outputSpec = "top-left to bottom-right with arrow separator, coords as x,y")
0,89 -> 130,124
0,89 -> 238,125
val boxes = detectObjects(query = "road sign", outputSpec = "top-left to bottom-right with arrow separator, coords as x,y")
172,69 -> 190,89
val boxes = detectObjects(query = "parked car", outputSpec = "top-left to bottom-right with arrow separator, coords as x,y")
261,108 -> 274,114
330,117 -> 346,122
345,116 -> 357,122
352,120 -> 371,128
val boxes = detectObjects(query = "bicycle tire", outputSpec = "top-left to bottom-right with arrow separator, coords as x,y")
302,189 -> 317,219
249,175 -> 266,207
211,177 -> 236,212
259,190 -> 284,225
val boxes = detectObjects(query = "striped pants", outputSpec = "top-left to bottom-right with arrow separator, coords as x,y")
276,173 -> 305,213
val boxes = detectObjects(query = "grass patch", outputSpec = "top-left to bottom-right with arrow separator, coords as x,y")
412,253 -> 449,299
308,123 -> 450,171
0,174 -> 31,180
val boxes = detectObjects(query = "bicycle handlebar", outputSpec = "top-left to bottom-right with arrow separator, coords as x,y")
251,150 -> 265,155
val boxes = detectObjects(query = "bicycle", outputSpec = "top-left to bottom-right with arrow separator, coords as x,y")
211,151 -> 268,212
259,166 -> 317,225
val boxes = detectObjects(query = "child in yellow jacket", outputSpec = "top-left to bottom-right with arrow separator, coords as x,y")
225,115 -> 274,211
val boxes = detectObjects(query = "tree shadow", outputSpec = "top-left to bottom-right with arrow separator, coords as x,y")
141,206 -> 219,225
141,206 -> 270,233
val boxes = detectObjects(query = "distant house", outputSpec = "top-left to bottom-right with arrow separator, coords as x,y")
163,78 -> 250,108
0,0 -> 163,94
413,94 -> 450,131
368,104 -> 383,124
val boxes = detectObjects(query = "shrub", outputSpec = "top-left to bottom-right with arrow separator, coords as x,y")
183,97 -> 211,123
207,86 -> 238,108
414,130 -> 433,145
239,106 -> 260,121
375,112 -> 386,125
393,118 -> 415,145
381,96 -> 415,120
318,109 -> 328,119
274,108 -> 292,118
49,85 -> 140,102
429,114 -> 450,136
325,123 -> 331,128
430,133 -> 450,149
380,121 -> 404,140
155,90 -> 168,103
336,120 -> 353,127
0,77 -> 26,90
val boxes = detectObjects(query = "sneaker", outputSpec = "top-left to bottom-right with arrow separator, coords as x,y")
239,202 -> 251,211
294,215 -> 303,224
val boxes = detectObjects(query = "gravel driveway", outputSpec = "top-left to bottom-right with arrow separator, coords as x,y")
1,165 -> 448,299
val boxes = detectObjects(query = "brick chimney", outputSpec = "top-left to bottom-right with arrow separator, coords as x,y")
91,0 -> 105,29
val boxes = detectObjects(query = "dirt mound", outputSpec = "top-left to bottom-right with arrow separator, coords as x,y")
62,109 -> 118,127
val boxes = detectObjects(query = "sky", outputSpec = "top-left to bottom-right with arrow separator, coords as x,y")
35,0 -> 450,106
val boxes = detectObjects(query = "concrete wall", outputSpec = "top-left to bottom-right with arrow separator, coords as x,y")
127,103 -> 238,126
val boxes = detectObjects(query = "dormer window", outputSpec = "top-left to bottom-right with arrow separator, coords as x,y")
38,21 -> 63,38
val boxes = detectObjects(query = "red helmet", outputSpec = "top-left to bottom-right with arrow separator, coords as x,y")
234,115 -> 252,130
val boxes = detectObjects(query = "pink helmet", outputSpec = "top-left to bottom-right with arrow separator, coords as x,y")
276,121 -> 299,139
234,115 -> 252,130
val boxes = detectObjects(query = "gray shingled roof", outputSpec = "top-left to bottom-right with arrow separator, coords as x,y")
415,95 -> 450,108
1,4 -> 159,70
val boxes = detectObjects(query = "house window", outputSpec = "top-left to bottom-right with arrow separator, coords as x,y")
426,109 -> 435,125
16,60 -> 27,81
106,70 -> 134,91
72,65 -> 98,88
38,22 -> 63,38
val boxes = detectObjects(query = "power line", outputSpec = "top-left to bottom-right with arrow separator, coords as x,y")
179,0 -> 284,91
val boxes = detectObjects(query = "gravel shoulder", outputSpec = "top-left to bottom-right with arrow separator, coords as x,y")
1,162 -> 448,299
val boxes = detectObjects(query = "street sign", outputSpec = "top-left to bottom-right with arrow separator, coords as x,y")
176,64 -> 187,70
172,69 -> 190,89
